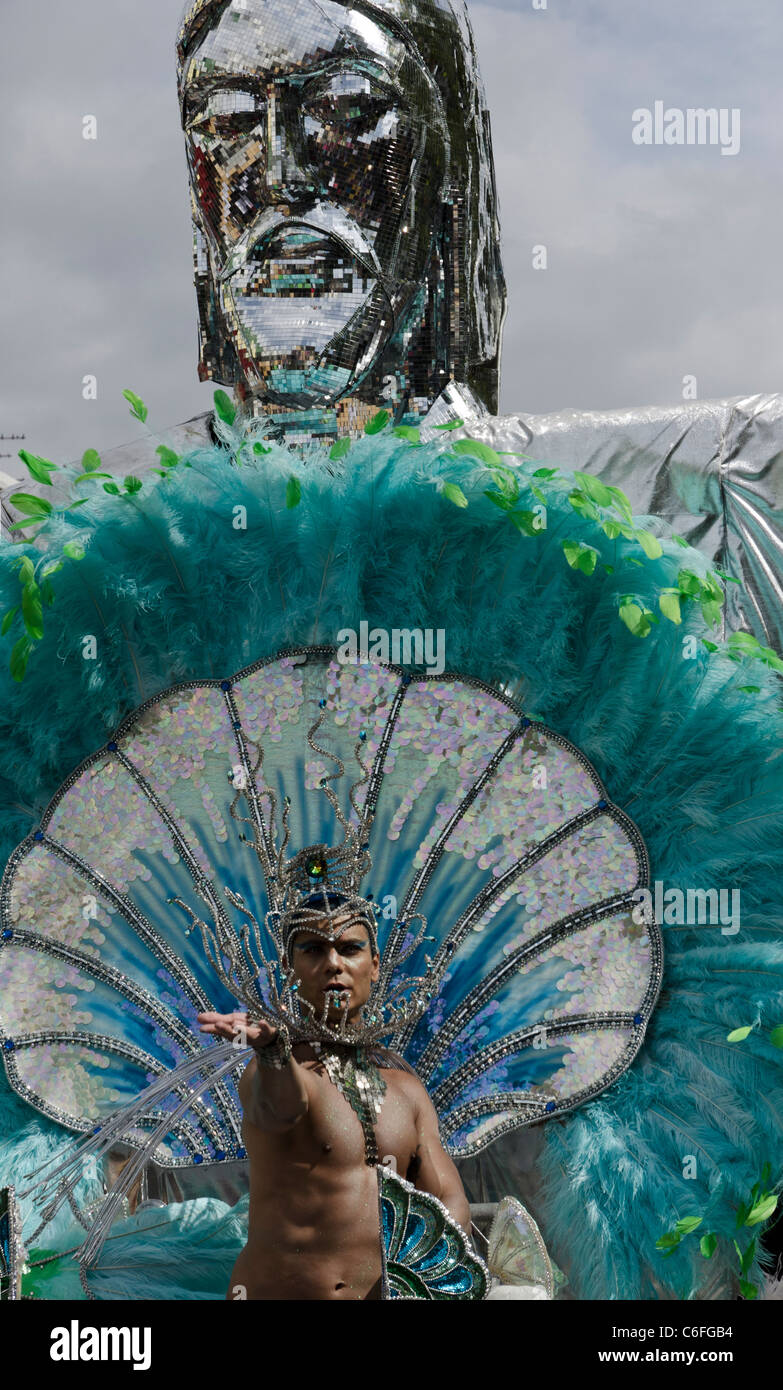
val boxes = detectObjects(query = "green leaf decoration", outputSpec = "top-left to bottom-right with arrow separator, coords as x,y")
769,1026 -> 783,1048
604,489 -> 634,525
19,450 -> 57,485
659,591 -> 682,625
286,475 -> 302,509
573,471 -> 616,509
601,519 -> 623,540
102,482 -> 121,496
568,489 -> 600,522
677,569 -> 703,597
739,1279 -> 758,1300
433,418 -> 465,431
671,533 -> 689,547
365,409 -> 390,435
562,540 -> 598,575
122,389 -> 149,424
702,639 -> 718,653
14,556 -> 35,584
330,437 -> 351,461
450,438 -> 502,467
21,583 -> 44,640
40,579 -> 55,607
655,1231 -> 682,1250
123,475 -> 143,495
674,1216 -> 703,1236
62,541 -> 85,561
727,1026 -> 754,1042
745,1195 -> 777,1226
532,467 -> 558,479
739,1236 -> 758,1274
9,493 -> 54,519
714,567 -> 740,585
619,602 -> 654,638
156,445 -> 180,468
393,425 -> 421,443
1,607 -> 19,636
212,388 -> 236,426
699,1233 -> 717,1259
74,472 -> 113,483
635,528 -> 663,560
442,482 -> 469,509
487,465 -> 520,502
738,686 -> 761,695
701,599 -> 722,629
484,490 -> 513,513
10,635 -> 32,683
509,510 -> 543,537
81,448 -> 102,472
252,442 -> 272,455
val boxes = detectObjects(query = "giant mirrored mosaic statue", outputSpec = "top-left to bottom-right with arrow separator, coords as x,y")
177,0 -> 506,435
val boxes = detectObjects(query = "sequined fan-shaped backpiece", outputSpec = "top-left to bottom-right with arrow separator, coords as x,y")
0,648 -> 661,1167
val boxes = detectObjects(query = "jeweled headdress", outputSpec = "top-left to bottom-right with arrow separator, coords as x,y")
169,701 -> 443,1045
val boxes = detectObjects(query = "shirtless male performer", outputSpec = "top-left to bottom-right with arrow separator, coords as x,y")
197,904 -> 472,1301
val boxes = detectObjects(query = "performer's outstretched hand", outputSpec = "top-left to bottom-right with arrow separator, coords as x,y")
196,1010 -> 279,1051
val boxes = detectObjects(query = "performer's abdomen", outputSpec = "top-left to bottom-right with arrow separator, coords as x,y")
226,1163 -> 382,1300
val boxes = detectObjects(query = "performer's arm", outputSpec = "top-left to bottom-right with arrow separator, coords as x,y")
409,1082 -> 472,1235
197,1011 -> 308,1131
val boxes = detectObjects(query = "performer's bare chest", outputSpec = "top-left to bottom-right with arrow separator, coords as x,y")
263,1065 -> 420,1179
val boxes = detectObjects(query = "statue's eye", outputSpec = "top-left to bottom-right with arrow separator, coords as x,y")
302,72 -> 399,136
186,88 -> 265,134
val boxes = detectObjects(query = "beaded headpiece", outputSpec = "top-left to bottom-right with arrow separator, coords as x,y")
169,705 -> 442,1046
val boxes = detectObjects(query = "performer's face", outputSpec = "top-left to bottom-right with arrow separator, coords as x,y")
289,916 -> 380,1022
180,0 -> 449,405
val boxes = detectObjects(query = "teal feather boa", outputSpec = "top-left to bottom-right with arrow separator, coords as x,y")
1,428 -> 781,1300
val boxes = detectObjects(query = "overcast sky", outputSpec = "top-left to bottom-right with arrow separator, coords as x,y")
1,0 -> 782,471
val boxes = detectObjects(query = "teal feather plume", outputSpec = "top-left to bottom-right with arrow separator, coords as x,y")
0,427 -> 780,1300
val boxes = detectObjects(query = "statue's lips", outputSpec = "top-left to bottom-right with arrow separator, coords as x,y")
238,227 -> 374,299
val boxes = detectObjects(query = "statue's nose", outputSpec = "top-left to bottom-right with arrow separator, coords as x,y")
265,84 -> 315,198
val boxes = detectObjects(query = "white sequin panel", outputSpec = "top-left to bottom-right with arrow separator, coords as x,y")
121,689 -> 234,849
539,913 -> 652,1017
0,952 -> 95,1032
545,1029 -> 630,1098
7,851 -> 109,956
323,661 -> 400,813
447,734 -> 601,874
15,1045 -> 121,1116
385,682 -> 517,856
468,818 -> 640,947
232,655 -> 307,744
48,757 -> 179,885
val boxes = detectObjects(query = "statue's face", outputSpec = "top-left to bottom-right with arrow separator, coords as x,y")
180,0 -> 450,407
